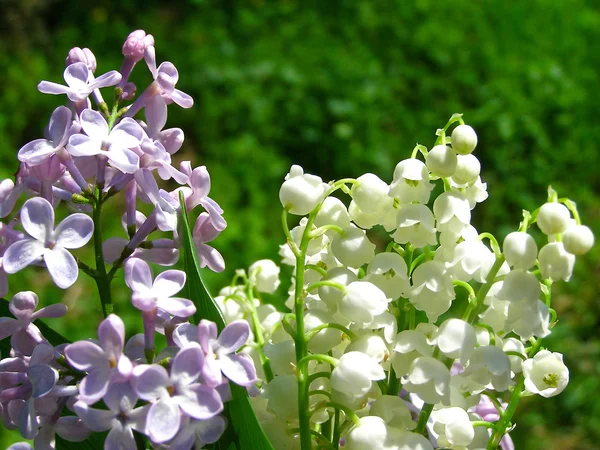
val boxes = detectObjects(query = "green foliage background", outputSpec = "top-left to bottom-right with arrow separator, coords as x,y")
1,0 -> 598,448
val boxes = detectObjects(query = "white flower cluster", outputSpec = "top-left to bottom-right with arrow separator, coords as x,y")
217,117 -> 593,450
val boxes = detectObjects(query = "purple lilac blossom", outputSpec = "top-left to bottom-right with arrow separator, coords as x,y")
3,197 -> 93,289
192,212 -> 225,273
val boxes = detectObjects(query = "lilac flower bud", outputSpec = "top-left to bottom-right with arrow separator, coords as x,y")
66,47 -> 97,73
122,30 -> 155,61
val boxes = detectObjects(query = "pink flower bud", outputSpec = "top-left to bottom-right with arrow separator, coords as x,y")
66,47 -> 96,73
122,30 -> 155,62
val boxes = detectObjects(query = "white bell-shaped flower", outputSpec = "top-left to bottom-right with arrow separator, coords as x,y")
349,200 -> 398,232
536,202 -> 571,235
455,176 -> 489,209
431,406 -> 475,448
426,145 -> 457,178
479,283 -> 509,334
339,281 -> 388,324
392,204 -> 437,248
279,165 -> 328,215
331,225 -> 376,268
502,337 -> 525,373
433,192 -> 471,235
258,416 -> 301,450
522,350 -> 569,398
395,432 -> 435,450
318,267 -> 358,312
345,333 -> 390,365
365,252 -> 410,300
402,356 -> 451,404
562,224 -> 594,255
451,124 -> 478,155
351,173 -> 391,214
390,329 -> 434,377
462,345 -> 512,392
442,239 -> 495,283
436,319 -> 477,364
330,351 -> 385,399
343,416 -> 404,450
305,308 -> 346,354
408,261 -> 455,322
364,311 -> 398,344
262,375 -> 299,421
538,242 -> 575,281
314,196 -> 351,229
249,259 -> 281,294
370,395 -> 416,430
495,270 -> 541,303
388,158 -> 433,204
263,341 -> 296,376
451,154 -> 481,185
503,231 -> 538,270
506,298 -> 550,340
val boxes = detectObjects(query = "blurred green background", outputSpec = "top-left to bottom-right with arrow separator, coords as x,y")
1,0 -> 598,448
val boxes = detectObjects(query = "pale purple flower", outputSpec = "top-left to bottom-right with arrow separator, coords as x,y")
134,169 -> 179,231
17,106 -> 73,166
193,212 -> 225,273
119,30 -> 155,93
143,94 -> 185,155
197,320 -> 256,388
0,292 -> 66,355
124,258 -> 194,318
169,415 -> 227,450
178,163 -> 226,231
64,314 -> 133,405
145,46 -> 193,108
74,382 -> 149,450
132,346 -> 223,443
38,62 -> 121,103
68,109 -> 144,174
3,197 -> 93,289
0,178 -> 24,218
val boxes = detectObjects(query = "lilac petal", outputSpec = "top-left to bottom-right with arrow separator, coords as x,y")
103,237 -> 127,264
47,106 -> 72,145
112,118 -> 145,145
106,147 -> 139,173
3,239 -> 45,274
98,314 -> 125,361
9,444 -> 33,450
19,398 -> 38,439
124,258 -> 153,293
133,364 -> 169,401
54,213 -> 94,249
105,423 -> 136,450
73,401 -> 116,431
65,341 -> 107,371
104,382 -> 137,414
0,318 -> 20,340
44,247 -> 78,289
218,321 -> 250,354
171,346 -> 204,384
183,385 -> 224,419
197,320 -> 218,351
79,367 -> 111,404
153,270 -> 186,298
193,213 -> 217,241
55,416 -> 92,442
136,246 -> 180,266
89,70 -> 122,90
29,343 -> 55,366
156,297 -> 195,318
147,400 -> 181,443
21,197 -> 55,242
117,354 -> 133,380
202,357 -> 223,387
32,303 -> 67,320
17,139 -> 56,165
67,135 -> 101,157
28,365 -> 58,397
195,415 -> 227,444
127,404 -> 151,433
157,62 -> 179,85
33,424 -> 55,450
144,46 -> 158,78
79,109 -> 108,141
131,292 -> 158,311
202,198 -> 227,231
37,81 -> 71,96
9,291 -> 38,320
221,353 -> 257,387
172,323 -> 199,348
64,63 -> 89,87
171,89 -> 194,108
146,94 -> 167,134
161,128 -> 184,155
196,242 -> 225,273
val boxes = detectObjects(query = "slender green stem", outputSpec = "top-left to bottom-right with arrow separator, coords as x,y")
298,354 -> 338,368
324,402 -> 361,425
306,280 -> 346,293
415,402 -> 434,434
463,255 -> 506,323
244,280 -> 274,382
331,408 -> 341,449
92,191 -> 113,317
387,367 -> 400,396
307,371 -> 331,385
306,264 -> 328,277
486,376 -> 525,449
305,323 -> 357,342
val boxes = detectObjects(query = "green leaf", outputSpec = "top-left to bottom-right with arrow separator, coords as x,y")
178,195 -> 274,450
0,298 -> 107,450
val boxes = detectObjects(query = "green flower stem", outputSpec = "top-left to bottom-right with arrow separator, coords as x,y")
309,389 -> 332,398
305,323 -> 357,342
244,277 -> 274,382
415,402 -> 434,434
486,376 -> 525,449
331,408 -> 341,449
289,429 -> 336,450
307,371 -> 332,385
463,254 -> 506,323
478,232 -> 501,256
453,280 -> 476,299
324,402 -> 361,425
310,224 -> 344,238
306,264 -> 328,277
305,280 -> 346,293
474,323 -> 496,346
281,209 -> 300,257
472,421 -> 497,429
92,190 -> 113,317
298,354 -> 338,368
387,367 -> 400,396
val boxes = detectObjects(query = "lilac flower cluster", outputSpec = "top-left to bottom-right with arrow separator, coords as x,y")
1,30 -> 255,449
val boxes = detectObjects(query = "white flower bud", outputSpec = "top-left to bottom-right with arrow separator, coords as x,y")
330,351 -> 385,398
279,165 -> 328,215
351,173 -> 390,213
426,145 -> 457,178
536,202 -> 571,235
314,197 -> 351,229
436,319 -> 476,364
562,224 -> 594,255
452,154 -> 481,185
506,298 -> 550,340
451,124 -> 478,155
330,225 -> 376,268
503,231 -> 538,270
368,395 -> 416,432
365,252 -> 410,300
538,242 -> 575,281
249,259 -> 281,294
318,267 -> 358,311
522,350 -> 569,398
402,356 -> 451,404
339,281 -> 388,324
389,158 -> 433,204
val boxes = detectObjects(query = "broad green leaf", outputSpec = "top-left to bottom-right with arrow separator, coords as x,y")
178,195 -> 274,450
